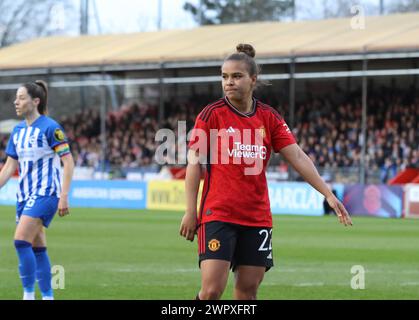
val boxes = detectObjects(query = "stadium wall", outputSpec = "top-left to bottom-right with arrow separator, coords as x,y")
0,179 -> 408,218
405,184 -> 419,218
343,184 -> 404,218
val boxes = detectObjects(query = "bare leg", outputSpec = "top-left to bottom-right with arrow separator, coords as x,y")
233,266 -> 265,300
198,260 -> 231,300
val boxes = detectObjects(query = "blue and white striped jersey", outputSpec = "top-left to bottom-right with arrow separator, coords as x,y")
6,115 -> 70,202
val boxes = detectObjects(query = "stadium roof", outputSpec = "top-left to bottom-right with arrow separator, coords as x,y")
0,12 -> 419,70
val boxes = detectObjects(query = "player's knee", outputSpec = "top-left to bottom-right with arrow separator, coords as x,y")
14,232 -> 32,244
33,232 -> 46,248
235,282 -> 259,300
200,286 -> 224,300
236,290 -> 257,300
14,232 -> 31,243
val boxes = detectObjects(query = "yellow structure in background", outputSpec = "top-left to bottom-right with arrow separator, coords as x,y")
0,12 -> 418,69
147,180 -> 204,211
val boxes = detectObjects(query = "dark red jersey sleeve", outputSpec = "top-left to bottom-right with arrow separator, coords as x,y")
188,112 -> 211,155
270,111 -> 296,152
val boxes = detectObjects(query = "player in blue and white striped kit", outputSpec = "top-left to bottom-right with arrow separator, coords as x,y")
0,80 -> 74,300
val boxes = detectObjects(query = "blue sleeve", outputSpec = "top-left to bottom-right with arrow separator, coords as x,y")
5,132 -> 18,160
46,123 -> 68,149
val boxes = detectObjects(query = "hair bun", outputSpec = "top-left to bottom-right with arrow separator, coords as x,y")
236,43 -> 256,58
35,80 -> 48,93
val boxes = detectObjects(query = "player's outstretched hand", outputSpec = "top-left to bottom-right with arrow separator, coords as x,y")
326,195 -> 352,226
58,196 -> 70,217
180,212 -> 197,242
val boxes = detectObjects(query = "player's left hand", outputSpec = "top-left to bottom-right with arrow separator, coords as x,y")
326,195 -> 352,226
58,195 -> 70,217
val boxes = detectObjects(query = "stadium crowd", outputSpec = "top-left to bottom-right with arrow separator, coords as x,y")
293,87 -> 418,182
0,87 -> 417,183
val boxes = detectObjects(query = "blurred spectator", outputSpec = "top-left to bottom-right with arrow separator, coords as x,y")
293,87 -> 418,183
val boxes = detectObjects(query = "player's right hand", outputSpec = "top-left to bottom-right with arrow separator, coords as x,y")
179,212 -> 198,242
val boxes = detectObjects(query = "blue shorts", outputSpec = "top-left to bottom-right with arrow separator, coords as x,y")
16,196 -> 59,228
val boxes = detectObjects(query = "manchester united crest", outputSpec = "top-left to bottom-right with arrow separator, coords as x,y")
208,239 -> 221,252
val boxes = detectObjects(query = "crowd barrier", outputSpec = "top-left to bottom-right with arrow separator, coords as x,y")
0,179 -> 147,209
0,179 -> 411,218
405,184 -> 419,218
268,182 -> 325,216
69,180 -> 147,209
343,184 -> 404,218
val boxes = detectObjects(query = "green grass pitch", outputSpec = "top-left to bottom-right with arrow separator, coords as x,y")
1,206 -> 418,300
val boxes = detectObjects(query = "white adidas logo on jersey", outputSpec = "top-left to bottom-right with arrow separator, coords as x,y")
226,126 -> 235,133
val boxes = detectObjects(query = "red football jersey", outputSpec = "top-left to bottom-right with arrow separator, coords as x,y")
188,97 -> 296,227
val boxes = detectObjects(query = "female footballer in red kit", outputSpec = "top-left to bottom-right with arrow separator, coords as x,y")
179,44 -> 352,300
